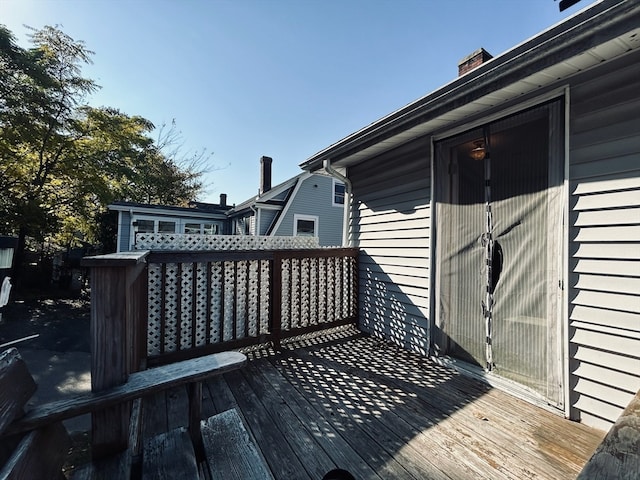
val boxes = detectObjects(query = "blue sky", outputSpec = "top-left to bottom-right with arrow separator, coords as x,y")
2,0 -> 594,205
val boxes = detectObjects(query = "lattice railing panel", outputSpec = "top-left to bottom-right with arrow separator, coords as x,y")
145,248 -> 358,361
179,264 -> 193,350
135,234 -> 319,251
194,263 -> 208,348
163,263 -> 179,353
209,262 -> 223,343
259,260 -> 270,334
147,264 -> 163,356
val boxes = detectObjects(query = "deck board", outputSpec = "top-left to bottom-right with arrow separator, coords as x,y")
224,368 -> 309,479
241,361 -> 336,478
147,327 -> 604,479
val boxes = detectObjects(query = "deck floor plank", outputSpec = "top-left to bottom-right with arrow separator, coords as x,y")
297,338 -> 574,479
289,346 -> 514,480
205,374 -> 238,414
241,359 -> 337,479
223,368 -> 309,480
255,358 -> 384,480
145,327 -> 604,480
269,351 -> 424,480
165,386 -> 189,431
281,349 -> 464,480
141,391 -> 168,439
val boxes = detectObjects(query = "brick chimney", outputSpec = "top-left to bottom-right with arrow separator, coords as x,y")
458,48 -> 493,76
259,156 -> 272,195
219,193 -> 227,207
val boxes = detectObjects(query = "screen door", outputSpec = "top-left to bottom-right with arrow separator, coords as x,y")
434,101 -> 564,407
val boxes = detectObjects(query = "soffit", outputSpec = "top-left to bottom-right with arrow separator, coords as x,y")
325,27 -> 640,169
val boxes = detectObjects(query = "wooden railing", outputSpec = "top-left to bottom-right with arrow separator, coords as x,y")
144,248 -> 359,365
82,247 -> 358,456
83,247 -> 358,366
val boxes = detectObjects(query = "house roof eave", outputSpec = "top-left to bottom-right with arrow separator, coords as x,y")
108,201 -> 228,219
300,0 -> 640,171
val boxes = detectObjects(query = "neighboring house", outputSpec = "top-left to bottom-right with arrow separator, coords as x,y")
109,157 -> 345,251
228,156 -> 345,247
301,0 -> 640,432
110,198 -> 231,252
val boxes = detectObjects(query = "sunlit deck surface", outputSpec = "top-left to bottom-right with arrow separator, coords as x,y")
142,326 -> 604,480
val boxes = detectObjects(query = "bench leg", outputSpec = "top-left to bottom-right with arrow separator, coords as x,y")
188,382 -> 204,460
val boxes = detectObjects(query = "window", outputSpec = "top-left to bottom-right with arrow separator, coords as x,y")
185,222 -> 220,234
184,223 -> 201,234
333,180 -> 345,206
158,221 -> 176,233
203,223 -> 218,235
294,214 -> 318,237
135,219 -> 154,233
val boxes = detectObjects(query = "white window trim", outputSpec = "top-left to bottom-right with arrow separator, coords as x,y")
130,215 -> 178,249
130,215 -> 224,247
332,179 -> 345,207
293,214 -> 319,237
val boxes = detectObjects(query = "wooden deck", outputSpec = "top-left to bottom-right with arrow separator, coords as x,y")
141,326 -> 605,480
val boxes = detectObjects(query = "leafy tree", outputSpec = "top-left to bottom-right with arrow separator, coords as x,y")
0,25 -> 209,283
1,25 -> 97,278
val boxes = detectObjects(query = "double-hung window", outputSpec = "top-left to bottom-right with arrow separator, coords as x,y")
294,214 -> 318,237
333,180 -> 345,206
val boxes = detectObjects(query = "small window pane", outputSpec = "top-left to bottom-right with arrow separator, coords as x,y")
203,224 -> 218,235
185,223 -> 201,234
334,183 -> 345,205
0,249 -> 14,269
136,220 -> 154,233
296,219 -> 316,236
158,221 -> 176,233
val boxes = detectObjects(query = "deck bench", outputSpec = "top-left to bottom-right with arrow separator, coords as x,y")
577,389 -> 640,480
0,347 -> 261,479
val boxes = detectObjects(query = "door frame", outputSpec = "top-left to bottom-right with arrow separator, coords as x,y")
428,88 -> 570,416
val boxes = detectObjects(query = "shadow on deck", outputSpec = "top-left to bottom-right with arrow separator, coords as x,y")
142,326 -> 604,480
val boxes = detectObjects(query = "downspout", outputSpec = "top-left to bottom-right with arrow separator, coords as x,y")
323,159 -> 353,247
128,208 -> 134,251
249,204 -> 259,236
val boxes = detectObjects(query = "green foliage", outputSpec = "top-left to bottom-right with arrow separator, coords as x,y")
0,24 -> 206,255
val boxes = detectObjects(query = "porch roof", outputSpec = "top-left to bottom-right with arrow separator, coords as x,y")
108,200 -> 229,218
300,0 -> 640,171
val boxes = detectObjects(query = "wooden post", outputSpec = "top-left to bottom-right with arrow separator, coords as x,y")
271,253 -> 283,350
82,251 -> 150,460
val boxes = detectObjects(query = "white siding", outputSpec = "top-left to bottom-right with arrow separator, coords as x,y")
350,138 -> 431,354
568,53 -> 640,430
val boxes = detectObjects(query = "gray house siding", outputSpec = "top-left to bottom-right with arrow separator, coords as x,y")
260,210 -> 278,235
118,211 -> 132,252
274,175 -> 344,246
568,52 -> 640,431
342,51 -> 640,430
349,138 -> 431,355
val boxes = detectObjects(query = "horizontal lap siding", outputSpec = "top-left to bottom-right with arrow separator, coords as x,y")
274,175 -> 344,246
119,211 -> 132,252
568,53 -> 640,431
350,138 -> 431,355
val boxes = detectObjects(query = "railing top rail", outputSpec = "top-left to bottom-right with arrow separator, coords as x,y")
148,250 -> 275,264
147,247 -> 358,264
82,250 -> 151,268
273,248 -> 359,259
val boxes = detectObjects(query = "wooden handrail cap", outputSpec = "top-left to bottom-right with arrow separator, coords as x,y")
81,251 -> 151,267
